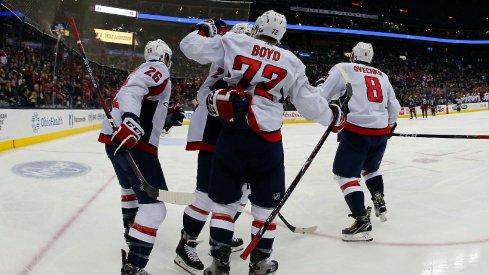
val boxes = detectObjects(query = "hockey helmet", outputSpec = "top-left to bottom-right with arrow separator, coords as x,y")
251,10 -> 287,44
144,39 -> 172,67
351,42 -> 374,64
231,22 -> 253,35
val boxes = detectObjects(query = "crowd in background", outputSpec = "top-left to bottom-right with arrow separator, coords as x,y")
1,18 -> 488,111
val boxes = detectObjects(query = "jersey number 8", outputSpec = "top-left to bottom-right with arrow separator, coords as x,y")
364,76 -> 383,103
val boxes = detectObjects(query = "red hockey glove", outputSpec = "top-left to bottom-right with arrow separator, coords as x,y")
329,104 -> 346,133
206,88 -> 248,122
388,122 -> 397,139
192,18 -> 227,37
112,112 -> 145,156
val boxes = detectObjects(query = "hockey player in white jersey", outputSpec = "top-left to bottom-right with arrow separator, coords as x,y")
317,42 -> 401,242
98,39 -> 173,275
180,11 -> 344,274
174,22 -> 253,275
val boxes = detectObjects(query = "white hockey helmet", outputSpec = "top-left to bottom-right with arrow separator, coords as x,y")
144,39 -> 172,67
351,42 -> 374,64
230,22 -> 253,35
251,10 -> 287,44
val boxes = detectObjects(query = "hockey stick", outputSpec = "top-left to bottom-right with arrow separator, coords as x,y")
68,17 -> 194,205
278,212 -> 317,234
240,76 -> 353,260
392,133 -> 489,139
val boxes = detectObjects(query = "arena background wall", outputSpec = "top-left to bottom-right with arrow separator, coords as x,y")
0,102 -> 487,152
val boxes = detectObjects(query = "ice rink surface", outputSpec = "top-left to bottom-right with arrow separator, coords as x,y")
1,111 -> 489,275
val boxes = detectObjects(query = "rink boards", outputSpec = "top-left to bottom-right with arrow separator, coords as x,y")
0,102 -> 487,152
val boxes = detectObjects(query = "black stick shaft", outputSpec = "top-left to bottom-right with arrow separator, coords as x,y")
241,83 -> 353,260
69,17 -> 158,198
392,133 -> 489,139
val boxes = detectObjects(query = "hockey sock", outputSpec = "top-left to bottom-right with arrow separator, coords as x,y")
183,206 -> 209,238
121,188 -> 139,238
126,235 -> 154,268
251,220 -> 276,260
363,172 -> 384,196
182,190 -> 212,238
127,203 -> 166,268
209,213 -> 234,256
337,177 -> 366,217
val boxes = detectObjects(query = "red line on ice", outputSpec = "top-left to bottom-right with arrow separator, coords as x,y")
18,175 -> 116,275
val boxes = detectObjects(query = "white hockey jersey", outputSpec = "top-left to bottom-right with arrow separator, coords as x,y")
186,63 -> 227,151
180,31 -> 333,142
318,62 -> 401,135
98,61 -> 171,155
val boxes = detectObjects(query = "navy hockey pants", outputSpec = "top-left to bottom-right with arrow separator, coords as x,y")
105,144 -> 168,204
332,130 -> 388,178
208,127 -> 285,209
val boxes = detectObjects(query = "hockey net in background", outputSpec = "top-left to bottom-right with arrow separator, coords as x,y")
2,0 -> 60,37
2,0 -> 251,78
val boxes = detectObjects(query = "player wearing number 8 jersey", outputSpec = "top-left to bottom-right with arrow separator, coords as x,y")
180,10 -> 342,275
317,42 -> 401,242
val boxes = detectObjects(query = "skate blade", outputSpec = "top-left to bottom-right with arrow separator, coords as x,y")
379,213 -> 387,222
342,232 -> 373,242
174,255 -> 202,275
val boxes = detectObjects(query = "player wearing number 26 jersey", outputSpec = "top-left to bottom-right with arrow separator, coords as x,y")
98,39 -> 173,275
180,10 -> 342,275
317,42 -> 401,242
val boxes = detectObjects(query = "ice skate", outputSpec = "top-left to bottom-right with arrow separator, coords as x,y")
372,192 -> 387,222
231,236 -> 244,252
121,263 -> 152,275
342,206 -> 373,242
174,238 -> 204,274
208,236 -> 244,256
204,246 -> 231,275
249,250 -> 278,275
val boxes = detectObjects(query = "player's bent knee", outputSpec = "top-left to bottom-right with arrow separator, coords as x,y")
136,202 -> 167,227
362,170 -> 382,181
193,190 -> 213,212
251,204 -> 273,221
212,201 -> 239,217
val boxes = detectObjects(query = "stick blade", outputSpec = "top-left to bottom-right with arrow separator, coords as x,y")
158,190 -> 195,205
292,225 -> 318,234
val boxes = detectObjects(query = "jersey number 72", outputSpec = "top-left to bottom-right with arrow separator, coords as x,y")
233,55 -> 287,101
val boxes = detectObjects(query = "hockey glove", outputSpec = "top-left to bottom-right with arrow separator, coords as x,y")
206,88 -> 248,122
193,18 -> 227,37
112,112 -> 145,156
163,106 -> 185,131
329,104 -> 346,133
388,122 -> 397,139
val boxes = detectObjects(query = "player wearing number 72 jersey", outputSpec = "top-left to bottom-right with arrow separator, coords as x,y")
317,42 -> 401,242
181,10 -> 343,275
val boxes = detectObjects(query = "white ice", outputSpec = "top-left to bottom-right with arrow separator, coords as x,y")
1,111 -> 489,275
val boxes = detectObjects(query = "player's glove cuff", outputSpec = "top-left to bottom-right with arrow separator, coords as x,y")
206,88 -> 248,122
112,112 -> 144,156
388,122 -> 397,139
329,104 -> 346,133
193,18 -> 227,37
